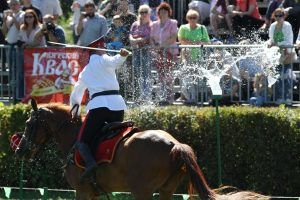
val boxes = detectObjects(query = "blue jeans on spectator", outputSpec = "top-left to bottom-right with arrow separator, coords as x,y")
132,47 -> 152,101
275,64 -> 292,101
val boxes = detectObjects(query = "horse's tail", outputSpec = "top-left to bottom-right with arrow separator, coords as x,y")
170,143 -> 216,200
214,186 -> 270,200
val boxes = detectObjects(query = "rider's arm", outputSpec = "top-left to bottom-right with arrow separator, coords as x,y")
70,79 -> 87,109
101,49 -> 129,70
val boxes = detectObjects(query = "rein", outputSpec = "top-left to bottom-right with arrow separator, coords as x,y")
24,108 -> 78,154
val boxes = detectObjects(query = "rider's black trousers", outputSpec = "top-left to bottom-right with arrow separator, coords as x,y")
77,107 -> 124,145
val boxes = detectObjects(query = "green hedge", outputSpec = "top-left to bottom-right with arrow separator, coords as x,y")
0,104 -> 299,196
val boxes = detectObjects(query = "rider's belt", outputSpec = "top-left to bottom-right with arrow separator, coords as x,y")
90,90 -> 120,100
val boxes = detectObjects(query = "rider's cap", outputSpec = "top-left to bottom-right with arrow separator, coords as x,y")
87,37 -> 105,49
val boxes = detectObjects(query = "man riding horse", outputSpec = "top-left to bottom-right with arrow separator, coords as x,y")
69,36 -> 130,181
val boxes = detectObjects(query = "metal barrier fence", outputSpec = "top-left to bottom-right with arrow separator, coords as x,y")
0,44 -> 299,105
0,45 -> 22,104
129,44 -> 299,106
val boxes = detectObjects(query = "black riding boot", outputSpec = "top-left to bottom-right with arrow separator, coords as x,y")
75,142 -> 98,180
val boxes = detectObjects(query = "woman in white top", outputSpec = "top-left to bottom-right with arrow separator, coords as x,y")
18,9 -> 45,47
267,8 -> 295,105
70,37 -> 130,181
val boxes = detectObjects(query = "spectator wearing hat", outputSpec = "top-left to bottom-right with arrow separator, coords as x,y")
70,37 -> 131,181
34,14 -> 65,46
106,15 -> 125,52
76,1 -> 108,46
21,0 -> 42,23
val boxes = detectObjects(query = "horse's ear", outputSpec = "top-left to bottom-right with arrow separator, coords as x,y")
30,98 -> 38,111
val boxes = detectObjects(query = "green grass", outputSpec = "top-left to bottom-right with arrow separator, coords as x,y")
58,16 -> 73,44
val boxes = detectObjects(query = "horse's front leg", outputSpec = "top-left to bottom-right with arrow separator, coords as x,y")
64,164 -> 97,199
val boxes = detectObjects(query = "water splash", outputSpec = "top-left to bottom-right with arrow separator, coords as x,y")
123,44 -> 282,106
178,45 -> 281,98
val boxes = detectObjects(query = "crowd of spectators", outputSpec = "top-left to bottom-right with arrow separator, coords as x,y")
0,0 -> 300,105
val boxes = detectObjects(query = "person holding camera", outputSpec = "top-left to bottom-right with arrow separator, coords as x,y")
34,14 -> 65,46
76,1 -> 108,46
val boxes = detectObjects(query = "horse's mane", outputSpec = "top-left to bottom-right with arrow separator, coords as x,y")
40,103 -> 71,115
39,103 -> 83,124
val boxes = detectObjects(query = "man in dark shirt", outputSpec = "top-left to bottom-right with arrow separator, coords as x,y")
21,0 -> 43,23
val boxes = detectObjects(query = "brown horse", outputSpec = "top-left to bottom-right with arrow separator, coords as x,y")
16,99 -> 270,200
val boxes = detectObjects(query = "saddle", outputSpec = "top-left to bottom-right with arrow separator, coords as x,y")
74,121 -> 138,169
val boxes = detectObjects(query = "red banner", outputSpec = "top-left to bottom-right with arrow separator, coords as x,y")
23,48 -> 89,104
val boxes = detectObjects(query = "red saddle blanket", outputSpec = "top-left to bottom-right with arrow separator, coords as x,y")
74,127 -> 133,169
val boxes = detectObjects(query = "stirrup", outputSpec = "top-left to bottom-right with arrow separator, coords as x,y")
80,164 -> 98,181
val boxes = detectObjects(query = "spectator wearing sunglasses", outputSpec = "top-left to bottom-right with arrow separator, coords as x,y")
129,4 -> 152,102
177,9 -> 210,103
18,9 -> 44,47
267,8 -> 296,105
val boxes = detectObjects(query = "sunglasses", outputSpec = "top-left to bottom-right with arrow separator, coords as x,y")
25,15 -> 34,18
188,16 -> 198,20
275,14 -> 284,18
139,11 -> 148,14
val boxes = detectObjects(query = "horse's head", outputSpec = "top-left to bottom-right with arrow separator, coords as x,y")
16,99 -> 53,158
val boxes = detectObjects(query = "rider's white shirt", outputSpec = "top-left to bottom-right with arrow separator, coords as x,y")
70,53 -> 127,112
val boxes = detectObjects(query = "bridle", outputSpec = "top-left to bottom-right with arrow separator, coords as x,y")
21,107 -> 74,153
